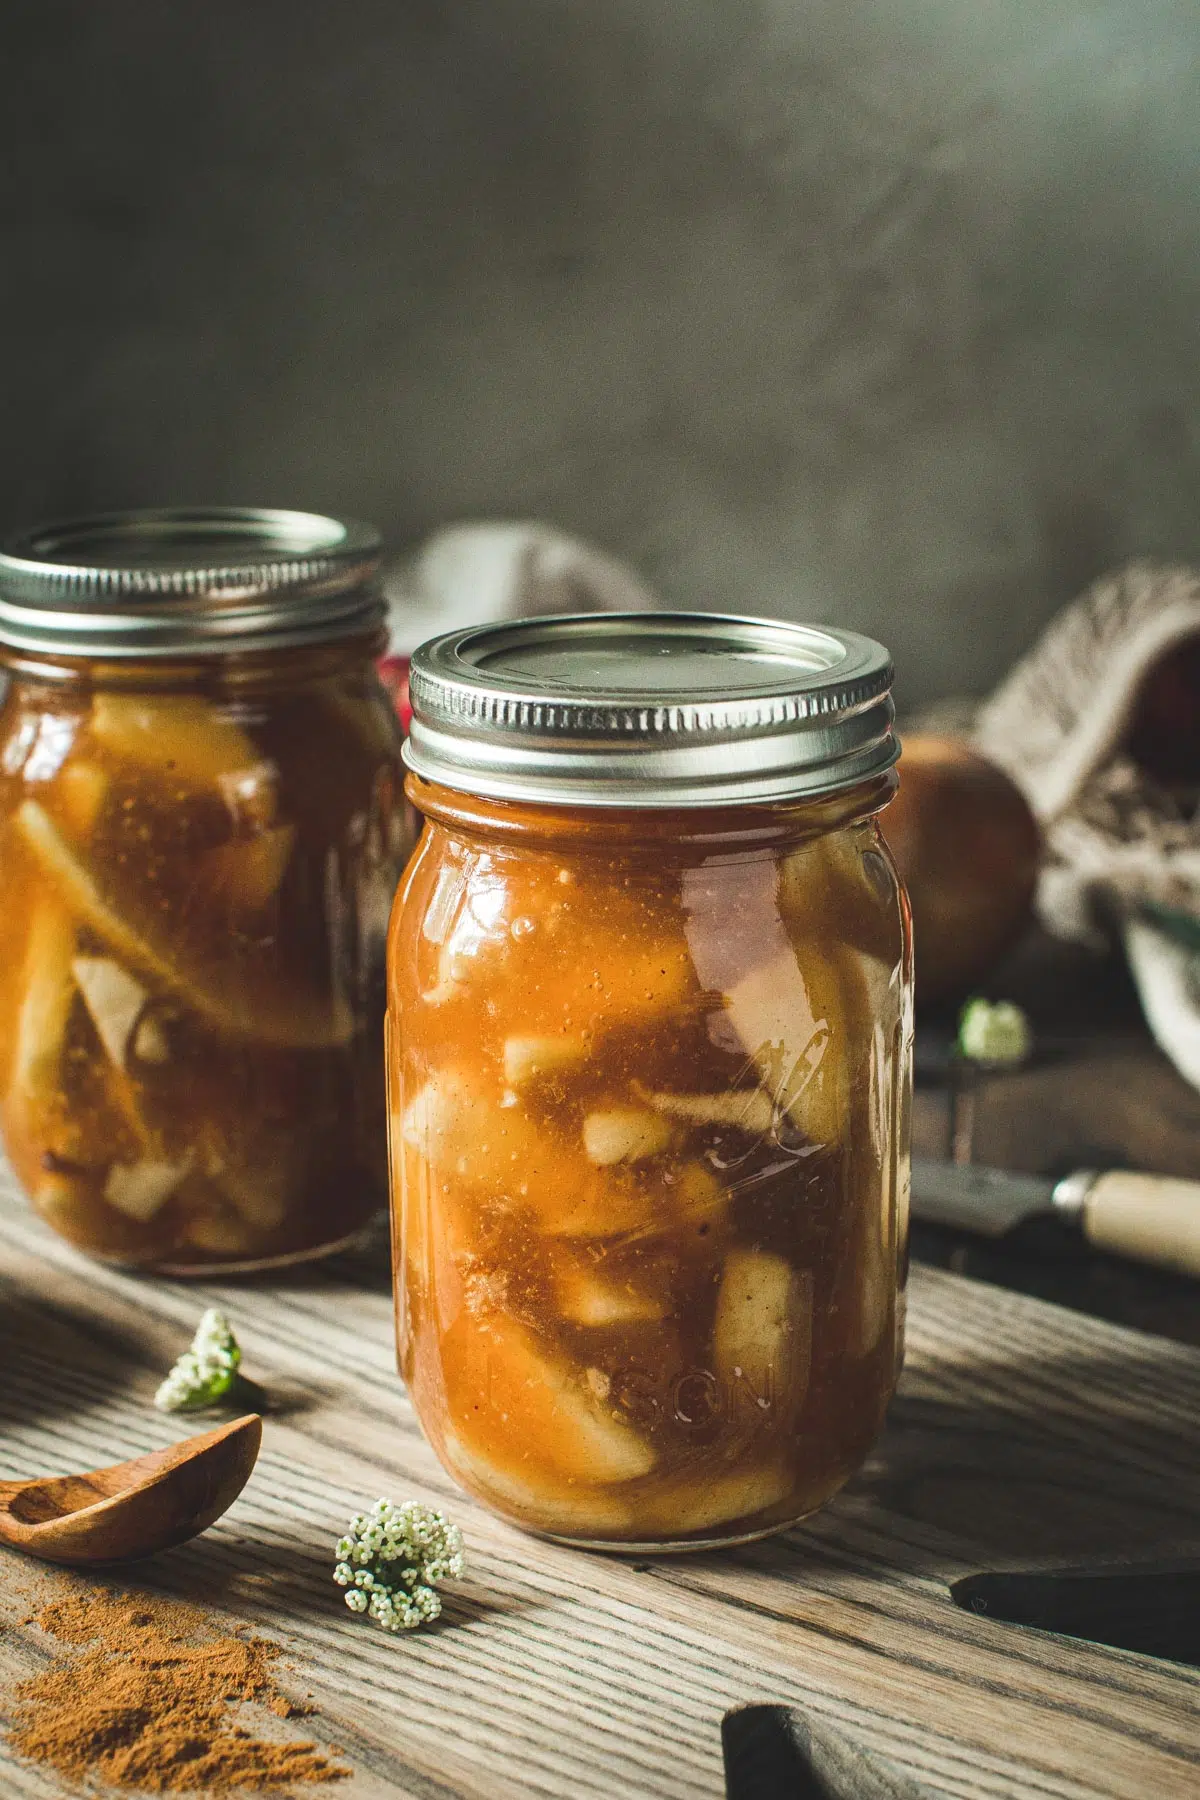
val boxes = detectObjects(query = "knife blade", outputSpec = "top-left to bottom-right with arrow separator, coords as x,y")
911,1159 -> 1056,1237
950,1562 -> 1200,1665
910,1158 -> 1200,1279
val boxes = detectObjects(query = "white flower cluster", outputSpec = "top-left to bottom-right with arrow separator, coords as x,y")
155,1308 -> 242,1412
333,1499 -> 465,1632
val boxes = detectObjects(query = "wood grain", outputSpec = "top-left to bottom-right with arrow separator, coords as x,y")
0,1160 -> 1197,1800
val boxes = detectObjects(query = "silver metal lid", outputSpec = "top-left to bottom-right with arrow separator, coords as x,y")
0,506 -> 384,657
404,612 -> 897,808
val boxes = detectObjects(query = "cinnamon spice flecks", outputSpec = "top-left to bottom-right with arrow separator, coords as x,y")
8,1585 -> 349,1793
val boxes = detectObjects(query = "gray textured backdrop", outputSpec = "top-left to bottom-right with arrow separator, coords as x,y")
3,1 -> 1199,705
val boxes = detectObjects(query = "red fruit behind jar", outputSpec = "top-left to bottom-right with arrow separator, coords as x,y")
376,655 -> 411,734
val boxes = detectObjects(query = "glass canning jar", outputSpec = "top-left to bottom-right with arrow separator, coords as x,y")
0,507 -> 410,1272
387,614 -> 913,1551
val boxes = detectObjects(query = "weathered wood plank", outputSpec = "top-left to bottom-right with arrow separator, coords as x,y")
0,1167 -> 1197,1800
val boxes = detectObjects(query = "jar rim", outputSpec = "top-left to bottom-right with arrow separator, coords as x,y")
404,611 -> 897,808
0,506 -> 384,658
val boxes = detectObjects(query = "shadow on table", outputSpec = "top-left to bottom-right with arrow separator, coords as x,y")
851,1375 -> 1200,1566
787,1333 -> 1200,1574
191,1216 -> 394,1300
128,1527 -> 542,1637
663,1337 -> 1200,1610
0,1287 -> 154,1433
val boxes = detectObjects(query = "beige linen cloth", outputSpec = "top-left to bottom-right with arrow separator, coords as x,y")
381,521 -> 657,655
975,564 -> 1200,1091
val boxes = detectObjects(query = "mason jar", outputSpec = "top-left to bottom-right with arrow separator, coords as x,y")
387,614 -> 913,1550
0,507 -> 410,1272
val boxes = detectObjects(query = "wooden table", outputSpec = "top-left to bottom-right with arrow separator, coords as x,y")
0,1160 -> 1197,1800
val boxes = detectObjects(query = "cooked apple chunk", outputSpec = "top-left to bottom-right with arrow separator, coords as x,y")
441,1432 -> 635,1535
90,693 -> 272,799
14,801 -> 351,1048
10,903 -> 76,1109
503,1033 -> 588,1088
583,1108 -> 674,1166
542,1167 -> 660,1239
32,1170 -> 88,1232
635,1462 -> 793,1536
724,950 -> 850,1151
671,1160 -> 727,1228
401,1069 -> 542,1178
131,1012 -> 171,1066
549,1157 -> 725,1245
636,1085 -> 775,1138
56,761 -> 109,839
442,1311 -> 655,1486
779,829 -> 905,972
204,825 -> 295,913
104,1156 -> 194,1222
554,1258 -> 668,1327
713,1249 -> 813,1407
72,956 -> 167,1071
400,1067 -> 594,1227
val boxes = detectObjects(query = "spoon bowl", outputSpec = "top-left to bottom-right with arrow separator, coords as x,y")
0,1414 -> 261,1566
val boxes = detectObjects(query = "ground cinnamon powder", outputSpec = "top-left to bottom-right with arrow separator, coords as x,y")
9,1585 -> 349,1792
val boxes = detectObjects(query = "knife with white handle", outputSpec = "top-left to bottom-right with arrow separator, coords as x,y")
911,1159 -> 1200,1280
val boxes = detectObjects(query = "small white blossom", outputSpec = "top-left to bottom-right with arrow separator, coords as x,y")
155,1309 -> 242,1411
332,1499 -> 465,1633
957,998 -> 1032,1068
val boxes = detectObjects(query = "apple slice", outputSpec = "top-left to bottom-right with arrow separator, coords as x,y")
583,1108 -> 675,1166
503,1033 -> 589,1088
202,1142 -> 291,1232
553,1257 -> 668,1327
9,902 -> 77,1112
542,1167 -> 661,1239
634,1462 -> 793,1536
72,956 -> 166,1071
401,1065 -> 620,1234
671,1160 -> 728,1229
400,1068 -> 549,1191
724,949 -> 857,1151
778,827 -> 906,971
32,1170 -> 89,1234
550,1158 -> 727,1245
204,825 -> 296,913
14,801 -> 352,1048
441,1310 -> 655,1487
104,1155 -> 194,1222
441,1433 -> 635,1536
636,1085 -> 775,1138
713,1249 -> 813,1413
90,693 -> 274,806
56,761 -> 109,840
184,1201 -> 257,1256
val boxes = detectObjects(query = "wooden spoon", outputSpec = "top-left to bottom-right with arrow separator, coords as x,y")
0,1414 -> 261,1567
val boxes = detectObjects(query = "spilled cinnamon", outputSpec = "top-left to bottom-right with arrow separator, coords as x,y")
9,1585 -> 348,1792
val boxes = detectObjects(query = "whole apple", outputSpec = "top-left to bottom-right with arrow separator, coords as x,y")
882,734 -> 1042,1004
